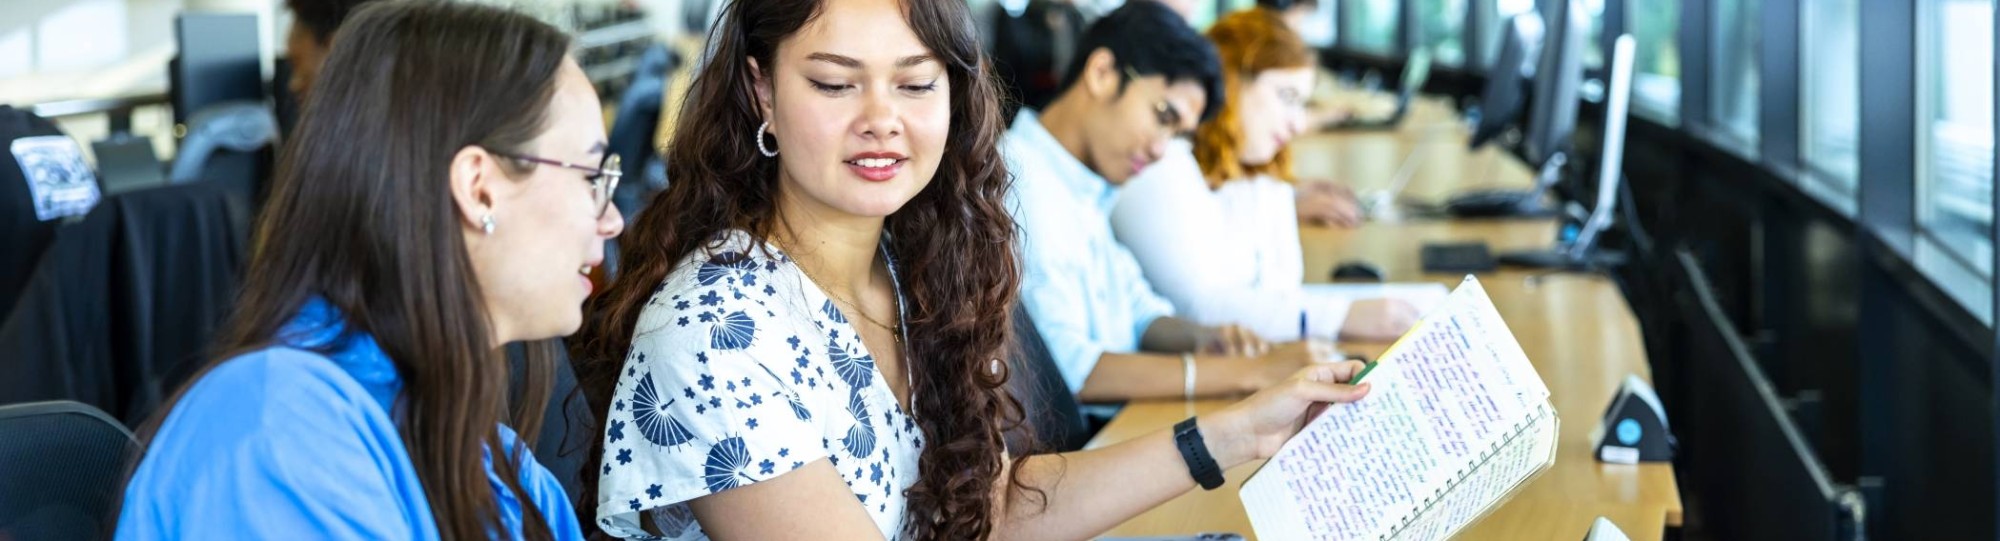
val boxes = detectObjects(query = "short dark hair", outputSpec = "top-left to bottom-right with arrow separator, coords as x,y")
286,0 -> 382,43
1257,0 -> 1321,10
1057,0 -> 1224,122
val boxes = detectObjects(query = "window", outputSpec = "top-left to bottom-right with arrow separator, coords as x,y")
1298,0 -> 1338,48
1186,0 -> 1222,30
1800,0 -> 1859,198
1207,0 -> 1333,44
1476,0 -> 1537,70
1916,0 -> 1995,290
1709,0 -> 1759,147
1416,0 -> 1469,65
1343,0 -> 1401,55
1627,0 -> 1681,123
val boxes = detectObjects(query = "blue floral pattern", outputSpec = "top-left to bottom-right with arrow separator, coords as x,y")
700,437 -> 754,493
596,230 -> 923,540
630,373 -> 696,448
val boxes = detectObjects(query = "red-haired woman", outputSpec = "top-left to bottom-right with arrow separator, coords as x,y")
1111,8 -> 1419,345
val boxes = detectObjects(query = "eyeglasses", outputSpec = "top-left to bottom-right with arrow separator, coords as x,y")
1124,66 -> 1192,139
1152,100 -> 1190,139
494,151 -> 622,218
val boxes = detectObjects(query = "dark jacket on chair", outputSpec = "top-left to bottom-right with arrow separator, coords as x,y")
0,182 -> 249,425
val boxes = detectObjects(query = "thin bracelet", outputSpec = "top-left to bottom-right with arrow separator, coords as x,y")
1182,353 -> 1197,401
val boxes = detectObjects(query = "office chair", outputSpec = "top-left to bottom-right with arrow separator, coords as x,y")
168,101 -> 278,186
169,13 -> 270,206
506,340 -> 596,505
1003,304 -> 1093,454
0,401 -> 140,541
990,0 -> 1087,123
0,182 -> 249,424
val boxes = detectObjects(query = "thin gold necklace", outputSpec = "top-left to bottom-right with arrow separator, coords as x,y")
782,245 -> 903,343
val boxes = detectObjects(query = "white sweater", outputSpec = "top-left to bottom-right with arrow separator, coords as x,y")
1110,141 -> 1351,341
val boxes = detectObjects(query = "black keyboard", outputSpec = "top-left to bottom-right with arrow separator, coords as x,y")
1421,242 -> 1498,274
1443,189 -> 1552,218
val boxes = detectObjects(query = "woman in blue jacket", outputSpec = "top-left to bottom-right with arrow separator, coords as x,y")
116,2 -> 624,538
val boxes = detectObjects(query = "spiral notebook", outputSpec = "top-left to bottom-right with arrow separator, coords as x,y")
1240,277 -> 1558,541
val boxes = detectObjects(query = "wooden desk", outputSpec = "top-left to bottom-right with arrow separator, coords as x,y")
1090,104 -> 1682,540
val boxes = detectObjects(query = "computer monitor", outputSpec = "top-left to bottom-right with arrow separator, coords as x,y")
1497,33 -> 1635,270
1522,0 -> 1585,169
171,13 -> 261,126
170,12 -> 268,205
1567,33 -> 1634,258
1401,49 -> 1433,96
1467,12 -> 1542,150
1444,2 -> 1580,219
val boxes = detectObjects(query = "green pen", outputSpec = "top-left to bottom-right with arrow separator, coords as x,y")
1349,360 -> 1380,384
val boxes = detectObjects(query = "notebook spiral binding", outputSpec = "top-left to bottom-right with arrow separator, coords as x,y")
1375,404 -> 1550,541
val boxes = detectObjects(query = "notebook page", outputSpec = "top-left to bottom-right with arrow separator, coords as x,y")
1392,405 -> 1559,541
1443,278 -> 1550,402
1242,278 -> 1548,541
1378,278 -> 1539,464
1242,382 -> 1435,541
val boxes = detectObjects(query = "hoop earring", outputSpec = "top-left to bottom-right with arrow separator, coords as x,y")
756,121 -> 779,157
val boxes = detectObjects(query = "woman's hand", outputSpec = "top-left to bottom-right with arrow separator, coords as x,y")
1199,361 -> 1374,467
1238,340 -> 1334,392
1339,298 -> 1421,342
1296,181 -> 1363,228
1199,324 -> 1271,357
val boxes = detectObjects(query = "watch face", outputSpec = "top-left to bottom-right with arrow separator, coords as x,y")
1174,418 -> 1195,437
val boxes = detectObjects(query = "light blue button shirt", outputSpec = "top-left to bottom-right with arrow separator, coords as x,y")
116,299 -> 583,540
1003,109 -> 1177,393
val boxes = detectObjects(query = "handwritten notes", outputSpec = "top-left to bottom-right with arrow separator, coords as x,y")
1242,277 -> 1558,541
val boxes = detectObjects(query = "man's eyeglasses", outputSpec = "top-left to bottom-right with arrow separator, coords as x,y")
1124,66 -> 1192,139
1152,100 -> 1190,139
494,152 -> 622,218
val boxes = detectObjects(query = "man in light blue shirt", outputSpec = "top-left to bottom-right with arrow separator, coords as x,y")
1004,0 -> 1323,403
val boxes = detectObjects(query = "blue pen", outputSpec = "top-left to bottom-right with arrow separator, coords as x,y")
1299,311 -> 1309,341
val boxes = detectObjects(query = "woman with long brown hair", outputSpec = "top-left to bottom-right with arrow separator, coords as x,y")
115,3 -> 623,539
574,0 -> 1372,539
1110,7 -> 1419,345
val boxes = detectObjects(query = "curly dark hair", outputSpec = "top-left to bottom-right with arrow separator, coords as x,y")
570,0 -> 1028,538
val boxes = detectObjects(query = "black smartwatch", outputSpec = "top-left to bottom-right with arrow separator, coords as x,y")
1173,416 -> 1225,490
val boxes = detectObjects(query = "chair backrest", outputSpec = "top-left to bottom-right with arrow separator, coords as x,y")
0,401 -> 139,541
168,101 -> 277,192
506,339 -> 596,507
989,0 -> 1087,123
1003,303 -> 1092,454
0,182 -> 250,424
